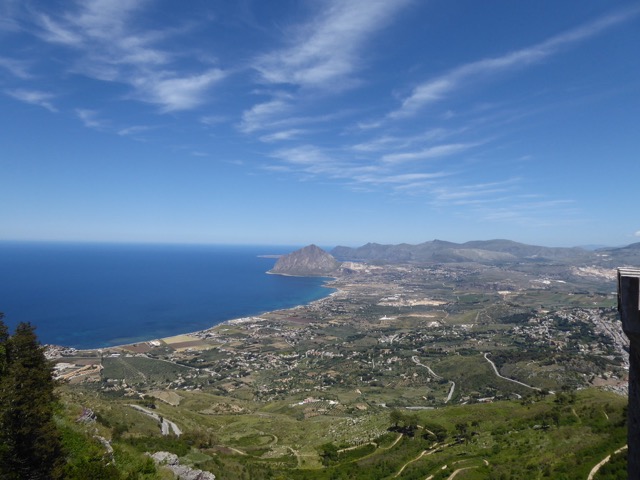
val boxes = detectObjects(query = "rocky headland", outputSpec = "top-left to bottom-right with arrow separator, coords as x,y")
268,244 -> 340,277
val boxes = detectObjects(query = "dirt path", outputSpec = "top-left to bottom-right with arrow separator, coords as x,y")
446,466 -> 477,479
337,442 -> 376,453
587,445 -> 627,480
385,433 -> 403,449
394,445 -> 438,477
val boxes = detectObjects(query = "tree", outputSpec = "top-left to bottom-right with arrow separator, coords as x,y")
0,320 -> 64,479
0,313 -> 8,375
390,409 -> 403,428
318,442 -> 339,465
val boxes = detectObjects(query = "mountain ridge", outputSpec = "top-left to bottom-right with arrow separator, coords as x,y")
331,239 -> 638,266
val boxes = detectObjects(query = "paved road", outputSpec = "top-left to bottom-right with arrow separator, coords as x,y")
483,353 -> 540,391
412,356 -> 455,402
128,404 -> 182,436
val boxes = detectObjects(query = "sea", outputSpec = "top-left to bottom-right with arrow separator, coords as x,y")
0,242 -> 334,349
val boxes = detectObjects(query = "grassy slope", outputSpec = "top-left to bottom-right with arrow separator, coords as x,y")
57,386 -> 626,479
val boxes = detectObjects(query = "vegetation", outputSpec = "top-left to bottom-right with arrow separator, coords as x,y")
0,314 -> 163,479
0,315 -> 64,479
1,255 -> 631,478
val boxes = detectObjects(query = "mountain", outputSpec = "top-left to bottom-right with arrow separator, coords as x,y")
268,245 -> 340,276
596,242 -> 640,267
331,239 -> 594,265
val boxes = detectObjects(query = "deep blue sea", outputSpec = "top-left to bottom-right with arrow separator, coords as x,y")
0,242 -> 333,349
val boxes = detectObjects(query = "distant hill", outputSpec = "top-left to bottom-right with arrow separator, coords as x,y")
268,245 -> 340,276
331,239 -> 595,265
595,242 -> 640,267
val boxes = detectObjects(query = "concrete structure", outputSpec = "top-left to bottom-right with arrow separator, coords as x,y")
617,267 -> 640,479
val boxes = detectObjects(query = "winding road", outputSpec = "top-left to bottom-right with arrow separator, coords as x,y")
128,404 -> 182,436
483,353 -> 541,391
412,356 -> 456,403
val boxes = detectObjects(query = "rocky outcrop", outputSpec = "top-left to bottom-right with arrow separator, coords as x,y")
149,452 -> 216,480
268,244 -> 340,277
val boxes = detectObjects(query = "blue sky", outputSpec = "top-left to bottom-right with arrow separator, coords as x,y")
1,0 -> 639,247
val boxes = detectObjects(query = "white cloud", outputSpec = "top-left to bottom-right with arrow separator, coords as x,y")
239,99 -> 291,133
32,0 -> 224,111
0,56 -> 32,79
634,231 -> 640,237
272,145 -> 332,166
353,171 -> 447,187
117,125 -> 152,136
134,69 -> 226,112
432,179 -> 520,203
478,199 -> 578,226
6,89 -> 57,111
259,129 -> 307,143
75,108 -> 106,129
266,142 -> 453,196
390,6 -> 640,118
200,115 -> 227,126
382,143 -> 477,164
352,128 -> 460,152
37,13 -> 84,46
255,0 -> 411,89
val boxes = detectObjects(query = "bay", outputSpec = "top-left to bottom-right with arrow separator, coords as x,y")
0,242 -> 333,349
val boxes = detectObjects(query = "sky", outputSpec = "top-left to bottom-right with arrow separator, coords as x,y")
1,0 -> 639,248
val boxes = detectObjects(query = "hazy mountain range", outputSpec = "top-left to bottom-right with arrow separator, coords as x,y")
331,239 -> 640,267
268,240 -> 640,277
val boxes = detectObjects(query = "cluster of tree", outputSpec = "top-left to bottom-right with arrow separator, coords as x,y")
389,409 -> 419,436
0,313 -> 64,479
0,314 -> 159,479
389,410 -> 447,442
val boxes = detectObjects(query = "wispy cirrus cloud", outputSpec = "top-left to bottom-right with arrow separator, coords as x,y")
382,142 -> 478,164
0,56 -> 32,79
271,145 -> 383,183
353,171 -> 448,191
479,199 -> 578,225
132,69 -> 226,112
267,143 -> 450,195
6,88 -> 57,111
117,125 -> 153,137
352,128 -> 463,153
390,6 -> 640,118
259,129 -> 307,143
432,179 -> 520,205
240,99 -> 354,133
239,98 -> 291,133
75,108 -> 107,129
31,0 -> 226,112
255,0 -> 411,89
242,0 -> 410,135
272,145 -> 335,167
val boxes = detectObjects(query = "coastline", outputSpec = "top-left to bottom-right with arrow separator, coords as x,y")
3,243 -> 333,351
53,275 -> 341,354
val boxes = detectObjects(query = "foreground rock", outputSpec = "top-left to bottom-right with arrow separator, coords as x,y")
269,244 -> 340,276
149,452 -> 216,480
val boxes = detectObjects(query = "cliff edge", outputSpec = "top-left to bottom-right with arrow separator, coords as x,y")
268,245 -> 340,277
